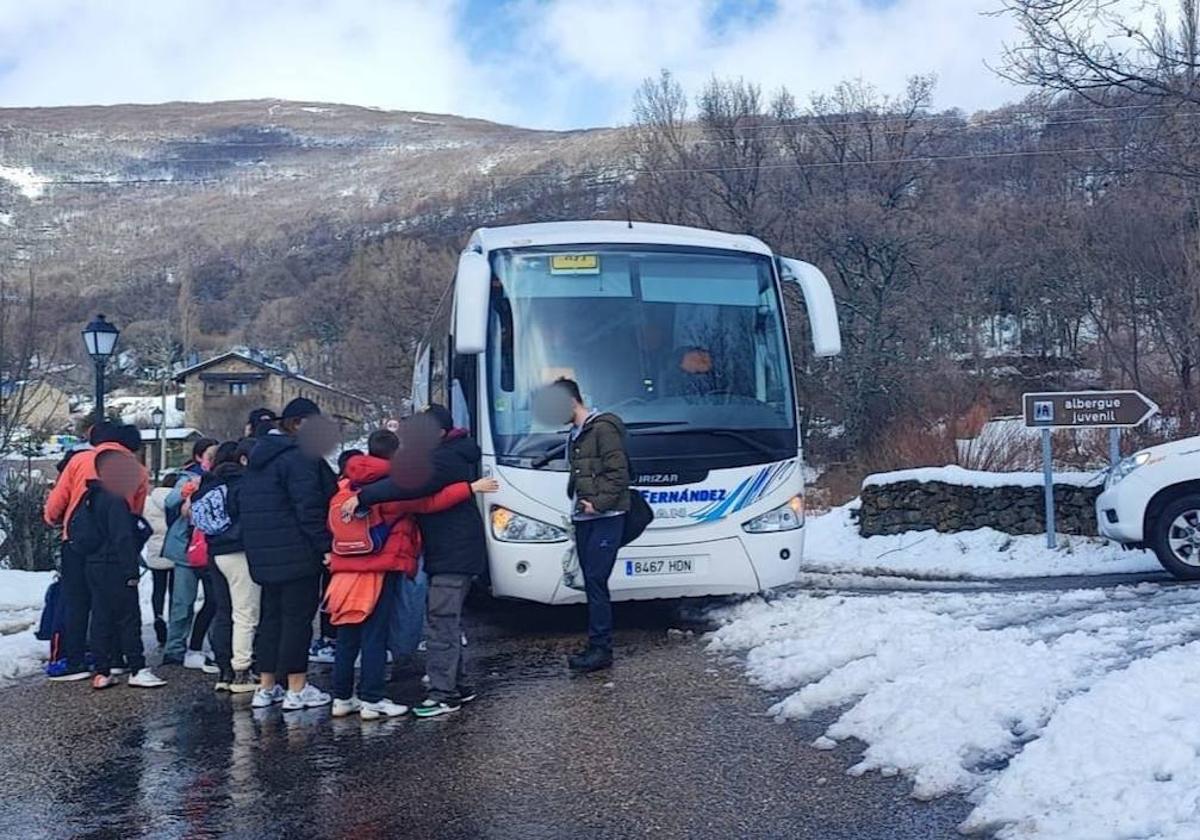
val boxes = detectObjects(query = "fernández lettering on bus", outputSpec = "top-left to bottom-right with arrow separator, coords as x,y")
639,487 -> 728,505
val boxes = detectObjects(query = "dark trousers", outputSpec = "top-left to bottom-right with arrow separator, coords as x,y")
318,567 -> 336,641
60,542 -> 90,669
207,560 -> 234,673
255,574 -> 319,677
85,564 -> 145,675
424,574 -> 472,702
576,516 -> 625,652
332,573 -> 395,703
190,571 -> 216,652
150,568 -> 173,624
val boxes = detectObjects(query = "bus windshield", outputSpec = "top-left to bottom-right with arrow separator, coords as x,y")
487,245 -> 796,467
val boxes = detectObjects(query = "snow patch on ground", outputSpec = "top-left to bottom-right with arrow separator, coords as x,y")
803,503 -> 1159,579
863,465 -> 1103,489
0,165 -> 45,200
709,582 -> 1200,838
0,569 -> 52,683
0,568 -> 159,685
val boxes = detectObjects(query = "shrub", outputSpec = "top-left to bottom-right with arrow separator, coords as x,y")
0,470 -> 59,572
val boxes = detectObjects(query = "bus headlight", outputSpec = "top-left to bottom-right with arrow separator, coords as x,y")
742,496 -> 804,533
490,506 -> 568,543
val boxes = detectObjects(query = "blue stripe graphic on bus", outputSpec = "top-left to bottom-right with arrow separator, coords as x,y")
688,461 -> 796,522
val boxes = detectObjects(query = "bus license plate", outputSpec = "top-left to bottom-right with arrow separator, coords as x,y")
624,557 -> 697,577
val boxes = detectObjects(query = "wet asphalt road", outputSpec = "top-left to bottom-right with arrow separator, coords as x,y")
0,597 -> 972,840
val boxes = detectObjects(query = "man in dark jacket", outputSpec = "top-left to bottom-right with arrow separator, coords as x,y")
352,404 -> 485,718
557,378 -> 630,673
241,397 -> 337,711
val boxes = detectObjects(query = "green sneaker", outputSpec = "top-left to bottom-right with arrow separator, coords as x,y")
412,697 -> 462,719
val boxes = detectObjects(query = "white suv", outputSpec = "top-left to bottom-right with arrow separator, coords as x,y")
1096,435 -> 1200,578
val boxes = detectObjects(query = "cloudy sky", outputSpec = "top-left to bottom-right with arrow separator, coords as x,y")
0,0 -> 1026,129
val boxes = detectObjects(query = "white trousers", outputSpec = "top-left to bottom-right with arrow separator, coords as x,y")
213,552 -> 260,671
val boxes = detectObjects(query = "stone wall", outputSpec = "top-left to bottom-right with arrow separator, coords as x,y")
858,479 -> 1102,537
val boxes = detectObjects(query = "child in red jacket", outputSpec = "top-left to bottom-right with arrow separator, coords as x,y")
328,430 -> 497,720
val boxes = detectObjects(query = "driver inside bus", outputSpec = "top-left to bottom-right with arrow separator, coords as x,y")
657,345 -> 718,399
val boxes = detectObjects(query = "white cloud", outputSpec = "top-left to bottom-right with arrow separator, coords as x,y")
0,0 -> 505,119
0,0 -> 1031,129
517,0 -> 1025,126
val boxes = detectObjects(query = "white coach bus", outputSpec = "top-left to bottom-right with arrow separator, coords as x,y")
410,221 -> 841,603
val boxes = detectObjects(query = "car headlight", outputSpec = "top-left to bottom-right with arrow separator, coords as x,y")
1106,451 -> 1151,488
490,506 -> 568,543
742,496 -> 804,533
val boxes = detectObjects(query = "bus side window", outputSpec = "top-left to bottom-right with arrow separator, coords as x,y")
492,295 -> 514,392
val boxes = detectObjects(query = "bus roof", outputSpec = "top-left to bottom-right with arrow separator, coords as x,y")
466,221 -> 774,258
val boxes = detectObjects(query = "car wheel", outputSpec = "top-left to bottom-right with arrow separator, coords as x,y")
1150,493 -> 1200,580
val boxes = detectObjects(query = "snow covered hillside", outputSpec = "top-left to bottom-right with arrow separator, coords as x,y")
803,502 -> 1160,579
710,582 -> 1200,838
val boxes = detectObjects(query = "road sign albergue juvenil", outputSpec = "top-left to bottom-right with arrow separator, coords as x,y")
1022,390 -> 1159,429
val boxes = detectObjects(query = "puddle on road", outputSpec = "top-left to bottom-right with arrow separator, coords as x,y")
13,597 -> 732,839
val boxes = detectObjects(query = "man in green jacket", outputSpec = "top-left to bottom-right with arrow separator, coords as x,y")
556,378 -> 631,672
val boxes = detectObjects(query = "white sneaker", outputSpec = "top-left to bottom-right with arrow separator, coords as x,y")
282,683 -> 332,711
184,651 -> 218,673
332,697 -> 362,718
127,668 -> 166,688
308,640 -> 337,665
360,698 -> 409,720
110,667 -> 127,676
251,684 -> 286,709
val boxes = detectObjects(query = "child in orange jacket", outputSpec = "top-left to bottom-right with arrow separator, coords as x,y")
327,430 -> 497,720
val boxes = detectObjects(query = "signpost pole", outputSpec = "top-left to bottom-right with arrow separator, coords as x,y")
1041,428 -> 1056,550
1108,427 -> 1121,467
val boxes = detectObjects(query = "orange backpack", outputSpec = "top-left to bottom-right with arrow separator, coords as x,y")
328,480 -> 393,556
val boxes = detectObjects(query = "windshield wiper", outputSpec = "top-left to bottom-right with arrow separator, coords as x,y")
530,441 -> 568,469
525,422 -> 687,468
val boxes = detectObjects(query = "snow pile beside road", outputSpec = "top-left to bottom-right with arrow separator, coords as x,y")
965,641 -> 1200,839
0,569 -> 52,683
803,503 -> 1159,579
863,465 -> 1103,489
710,583 -> 1200,839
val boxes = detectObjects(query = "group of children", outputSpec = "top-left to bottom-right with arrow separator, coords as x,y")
42,398 -> 497,721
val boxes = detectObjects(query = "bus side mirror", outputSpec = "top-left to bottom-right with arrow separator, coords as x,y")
454,251 -> 491,355
778,257 -> 841,358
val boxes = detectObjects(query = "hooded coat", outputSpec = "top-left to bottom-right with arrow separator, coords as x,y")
356,431 -> 486,577
192,460 -> 248,557
240,433 -> 337,585
566,412 -> 631,514
329,454 -> 473,576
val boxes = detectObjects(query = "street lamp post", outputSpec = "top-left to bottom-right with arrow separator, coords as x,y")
81,314 -> 120,426
151,406 -> 165,481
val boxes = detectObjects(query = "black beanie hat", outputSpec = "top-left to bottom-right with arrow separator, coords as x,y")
114,423 -> 143,454
424,403 -> 453,432
88,420 -> 121,446
281,397 -> 321,421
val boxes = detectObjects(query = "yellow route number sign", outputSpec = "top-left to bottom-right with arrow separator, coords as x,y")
549,253 -> 600,275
